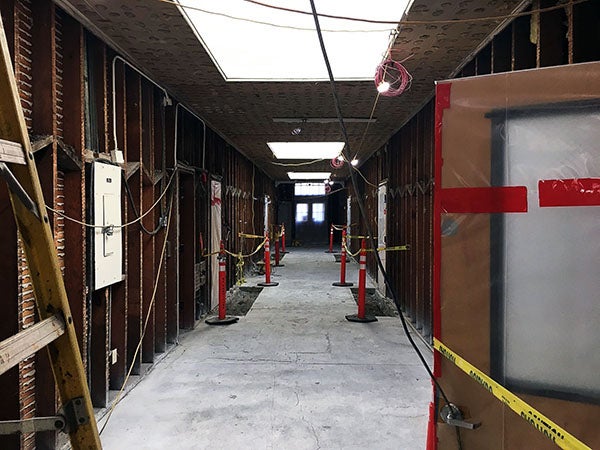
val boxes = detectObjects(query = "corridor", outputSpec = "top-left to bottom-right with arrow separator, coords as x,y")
98,248 -> 432,449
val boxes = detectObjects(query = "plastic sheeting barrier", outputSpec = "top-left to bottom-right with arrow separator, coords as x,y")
433,62 -> 600,449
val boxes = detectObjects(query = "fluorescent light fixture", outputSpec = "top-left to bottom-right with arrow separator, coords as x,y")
175,0 -> 411,81
288,172 -> 332,180
268,142 -> 344,160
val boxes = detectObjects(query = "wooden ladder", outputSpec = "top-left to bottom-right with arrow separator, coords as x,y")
0,14 -> 102,450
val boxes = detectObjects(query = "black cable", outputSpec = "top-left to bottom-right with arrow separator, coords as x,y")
456,426 -> 463,450
307,1 -> 462,447
122,170 -> 166,236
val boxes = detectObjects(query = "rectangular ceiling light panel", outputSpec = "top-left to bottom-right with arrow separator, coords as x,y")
268,141 -> 344,159
176,0 -> 411,81
287,172 -> 332,180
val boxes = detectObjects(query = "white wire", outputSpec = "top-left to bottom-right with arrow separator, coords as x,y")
270,158 -> 327,167
46,169 -> 177,229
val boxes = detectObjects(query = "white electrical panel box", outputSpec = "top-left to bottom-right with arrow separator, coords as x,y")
93,161 -> 123,290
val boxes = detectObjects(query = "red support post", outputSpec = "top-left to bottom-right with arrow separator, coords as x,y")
265,236 -> 272,283
274,232 -> 284,267
218,241 -> 226,320
346,238 -> 377,322
426,400 -> 438,450
206,240 -> 239,325
357,239 -> 367,319
325,223 -> 334,253
333,229 -> 353,287
258,234 -> 279,287
281,223 -> 287,253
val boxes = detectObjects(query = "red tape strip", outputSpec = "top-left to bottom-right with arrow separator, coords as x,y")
539,178 -> 600,207
441,186 -> 528,213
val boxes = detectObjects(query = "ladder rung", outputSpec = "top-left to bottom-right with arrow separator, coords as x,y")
0,138 -> 25,164
0,315 -> 66,376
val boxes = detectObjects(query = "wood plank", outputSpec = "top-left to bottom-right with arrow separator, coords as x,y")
125,161 -> 140,179
0,315 -> 65,376
30,134 -> 54,153
0,137 -> 25,164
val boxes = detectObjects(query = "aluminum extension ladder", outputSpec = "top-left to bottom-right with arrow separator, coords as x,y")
0,15 -> 102,450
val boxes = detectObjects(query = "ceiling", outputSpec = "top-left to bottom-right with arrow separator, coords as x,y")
58,0 -> 525,181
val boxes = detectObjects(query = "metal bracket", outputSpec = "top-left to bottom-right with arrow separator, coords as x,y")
103,224 -> 114,236
60,397 -> 89,433
0,416 -> 66,435
440,403 -> 481,430
0,397 -> 89,435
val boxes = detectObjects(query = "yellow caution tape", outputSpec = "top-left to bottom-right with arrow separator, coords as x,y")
342,243 -> 361,258
368,245 -> 410,252
343,243 -> 410,256
225,237 -> 267,259
235,253 -> 245,285
346,234 -> 374,240
203,237 -> 267,260
239,232 -> 264,239
433,338 -> 592,450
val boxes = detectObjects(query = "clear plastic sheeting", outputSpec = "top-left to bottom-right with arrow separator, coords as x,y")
434,62 -> 600,449
499,110 -> 599,399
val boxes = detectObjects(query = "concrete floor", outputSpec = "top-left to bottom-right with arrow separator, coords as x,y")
98,247 -> 432,449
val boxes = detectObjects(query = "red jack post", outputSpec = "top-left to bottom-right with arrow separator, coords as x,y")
333,229 -> 353,287
346,239 -> 377,322
426,401 -> 438,450
281,223 -> 288,254
258,234 -> 279,287
325,223 -> 334,253
206,240 -> 239,325
274,233 -> 284,267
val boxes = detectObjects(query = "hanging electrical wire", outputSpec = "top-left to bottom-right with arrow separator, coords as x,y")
122,170 -> 169,236
158,0 -> 394,33
330,155 -> 344,169
306,1 -> 463,449
246,0 -> 591,26
46,168 -> 178,230
271,158 -> 328,167
350,31 -> 405,165
374,58 -> 412,97
98,186 -> 175,435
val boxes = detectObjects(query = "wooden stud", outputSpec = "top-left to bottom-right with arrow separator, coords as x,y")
0,11 -> 102,449
141,80 -> 155,364
108,54 -> 127,391
89,38 -> 109,409
125,69 -> 142,376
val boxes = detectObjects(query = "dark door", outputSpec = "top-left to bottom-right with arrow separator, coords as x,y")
294,198 -> 327,245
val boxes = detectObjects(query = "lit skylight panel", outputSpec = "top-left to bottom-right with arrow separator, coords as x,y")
176,0 -> 410,81
268,142 -> 344,159
288,172 -> 331,180
295,183 -> 325,196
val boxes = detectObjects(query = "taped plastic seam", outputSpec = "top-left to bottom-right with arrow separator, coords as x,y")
538,178 -> 600,207
433,81 -> 452,380
441,186 -> 528,213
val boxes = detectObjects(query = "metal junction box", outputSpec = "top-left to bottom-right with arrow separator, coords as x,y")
92,161 -> 123,290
